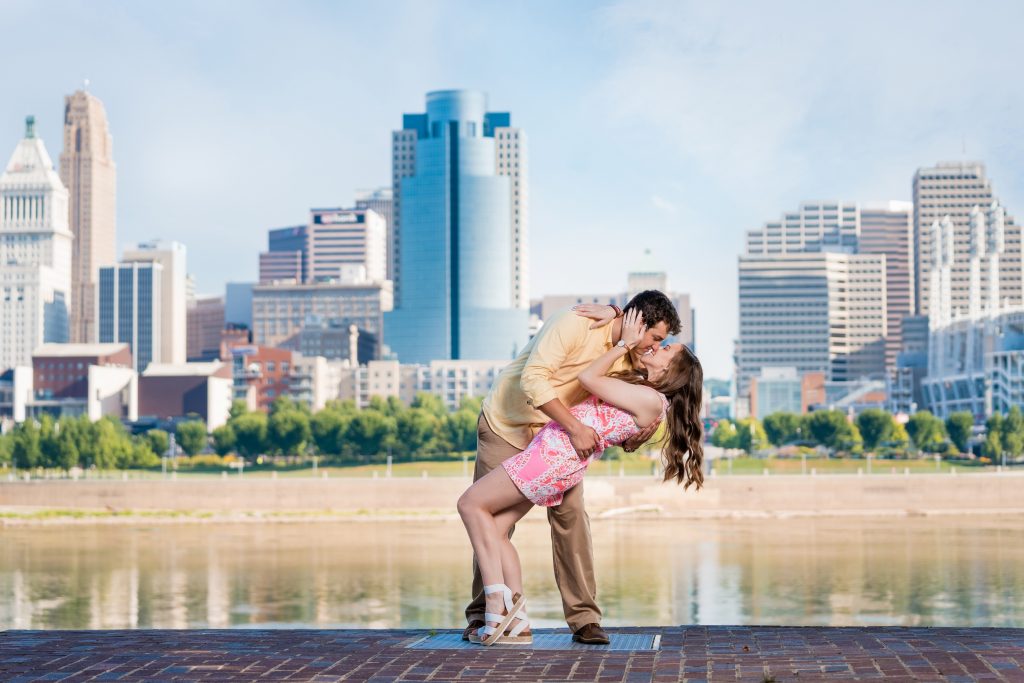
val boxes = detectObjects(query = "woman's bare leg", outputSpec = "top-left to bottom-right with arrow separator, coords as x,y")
458,467 -> 534,625
492,500 -> 534,599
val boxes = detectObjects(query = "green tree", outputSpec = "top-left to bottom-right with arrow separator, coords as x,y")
310,410 -> 351,456
324,399 -> 358,415
146,429 -> 170,457
229,399 -> 249,420
890,422 -> 910,449
1001,406 -> 1024,457
388,396 -> 408,417
55,421 -> 80,471
86,417 -> 132,470
232,412 -> 268,457
211,424 -> 237,456
459,395 -> 483,415
762,412 -> 802,447
806,410 -> 849,450
270,394 -> 309,417
411,392 -> 448,418
446,409 -> 479,452
130,440 -> 160,468
395,408 -> 441,458
0,431 -> 12,466
856,409 -> 894,451
945,412 -> 974,454
269,409 -> 311,455
12,420 -> 42,469
836,421 -> 863,454
344,410 -> 396,457
711,419 -> 738,448
175,421 -> 208,456
982,429 -> 1003,460
906,411 -> 946,452
38,414 -> 58,468
734,417 -> 768,454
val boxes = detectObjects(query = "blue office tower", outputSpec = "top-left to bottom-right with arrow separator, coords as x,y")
385,90 -> 528,363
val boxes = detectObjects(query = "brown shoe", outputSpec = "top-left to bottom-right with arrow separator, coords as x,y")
462,619 -> 485,641
572,623 -> 610,645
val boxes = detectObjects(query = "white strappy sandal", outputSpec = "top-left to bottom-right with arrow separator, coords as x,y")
469,584 -> 528,646
496,605 -> 532,645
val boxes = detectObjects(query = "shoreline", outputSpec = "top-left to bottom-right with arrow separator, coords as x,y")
5,504 -> 1024,526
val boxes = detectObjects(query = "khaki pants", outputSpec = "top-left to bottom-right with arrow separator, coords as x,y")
464,412 -> 600,630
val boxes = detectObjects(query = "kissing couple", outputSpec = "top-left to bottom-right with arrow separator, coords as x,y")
457,290 -> 705,646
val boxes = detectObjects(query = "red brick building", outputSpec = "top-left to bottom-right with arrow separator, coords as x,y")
139,362 -> 233,428
33,343 -> 132,400
222,343 -> 292,412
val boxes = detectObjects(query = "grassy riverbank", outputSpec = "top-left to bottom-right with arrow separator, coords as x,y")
2,453 -> 997,481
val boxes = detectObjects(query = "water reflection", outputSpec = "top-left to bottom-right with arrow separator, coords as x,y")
2,517 -> 1022,629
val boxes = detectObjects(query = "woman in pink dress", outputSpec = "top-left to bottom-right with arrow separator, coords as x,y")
457,309 -> 705,645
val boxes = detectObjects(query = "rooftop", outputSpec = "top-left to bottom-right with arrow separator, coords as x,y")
33,343 -> 129,358
142,361 -> 227,377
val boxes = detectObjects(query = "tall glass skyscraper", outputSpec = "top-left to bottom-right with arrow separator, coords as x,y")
385,90 -> 527,363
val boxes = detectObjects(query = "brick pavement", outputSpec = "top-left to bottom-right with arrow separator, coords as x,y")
1,626 -> 1022,682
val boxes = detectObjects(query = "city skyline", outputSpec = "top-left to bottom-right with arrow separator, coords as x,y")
4,1 -> 1024,378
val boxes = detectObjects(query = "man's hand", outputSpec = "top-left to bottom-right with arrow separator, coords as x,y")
568,422 -> 601,459
622,420 -> 659,452
573,304 -> 617,330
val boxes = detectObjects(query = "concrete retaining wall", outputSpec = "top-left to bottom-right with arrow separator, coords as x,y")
2,472 -> 1021,516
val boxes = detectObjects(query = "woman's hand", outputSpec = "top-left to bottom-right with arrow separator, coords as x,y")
573,304 -> 617,330
620,308 -> 647,349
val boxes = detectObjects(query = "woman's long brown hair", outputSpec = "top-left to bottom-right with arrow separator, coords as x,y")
611,346 -> 705,490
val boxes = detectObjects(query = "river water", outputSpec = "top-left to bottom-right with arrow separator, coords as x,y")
2,516 -> 1022,629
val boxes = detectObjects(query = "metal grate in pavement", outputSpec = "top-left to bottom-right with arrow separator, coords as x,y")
406,632 -> 660,651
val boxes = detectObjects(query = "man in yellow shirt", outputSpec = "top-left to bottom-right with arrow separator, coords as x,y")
465,290 -> 682,644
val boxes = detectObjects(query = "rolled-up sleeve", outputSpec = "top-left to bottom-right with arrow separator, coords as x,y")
520,312 -> 583,408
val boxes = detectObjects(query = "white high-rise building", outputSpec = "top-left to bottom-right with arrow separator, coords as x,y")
913,162 -> 1023,317
354,187 -> 394,276
1,116 -> 73,370
736,252 -> 887,406
739,199 -> 907,407
745,201 -> 860,255
122,240 -> 187,364
626,249 -> 669,300
493,124 -> 528,309
307,208 -> 386,284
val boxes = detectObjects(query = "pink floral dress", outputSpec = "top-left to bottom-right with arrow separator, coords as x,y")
502,393 -> 668,507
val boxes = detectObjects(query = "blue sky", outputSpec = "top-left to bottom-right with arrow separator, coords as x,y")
4,0 -> 1023,378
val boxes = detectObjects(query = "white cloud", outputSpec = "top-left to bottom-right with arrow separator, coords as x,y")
651,194 -> 677,214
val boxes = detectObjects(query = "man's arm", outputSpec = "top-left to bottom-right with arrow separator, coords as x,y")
622,420 -> 660,452
521,312 -> 601,458
536,398 -> 600,459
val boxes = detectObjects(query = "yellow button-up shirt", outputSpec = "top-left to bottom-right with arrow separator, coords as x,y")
481,309 -> 635,450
